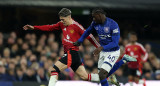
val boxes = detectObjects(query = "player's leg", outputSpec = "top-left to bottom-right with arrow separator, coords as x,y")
48,52 -> 70,86
98,50 -> 120,86
75,65 -> 100,82
139,78 -> 146,86
48,61 -> 67,86
134,76 -> 140,84
127,68 -> 136,86
106,54 -> 137,86
135,69 -> 146,86
128,68 -> 135,82
98,51 -> 109,86
107,54 -> 137,77
70,50 -> 100,82
99,68 -> 109,86
75,65 -> 88,80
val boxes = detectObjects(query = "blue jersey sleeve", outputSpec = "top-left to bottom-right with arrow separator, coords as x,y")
78,22 -> 95,43
102,21 -> 120,50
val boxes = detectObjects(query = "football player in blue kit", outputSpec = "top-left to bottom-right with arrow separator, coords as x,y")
74,8 -> 137,86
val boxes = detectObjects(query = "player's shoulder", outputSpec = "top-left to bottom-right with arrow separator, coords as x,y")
51,21 -> 63,28
72,20 -> 85,30
57,21 -> 63,26
107,17 -> 119,30
107,17 -> 118,24
73,20 -> 80,25
135,42 -> 144,48
125,43 -> 132,48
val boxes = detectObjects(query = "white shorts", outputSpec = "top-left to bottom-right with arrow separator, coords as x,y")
98,49 -> 120,73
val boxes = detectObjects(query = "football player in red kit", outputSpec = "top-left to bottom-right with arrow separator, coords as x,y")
23,8 -> 101,86
125,32 -> 148,86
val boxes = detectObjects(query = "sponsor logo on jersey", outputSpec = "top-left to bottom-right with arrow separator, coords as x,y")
104,27 -> 109,33
113,28 -> 119,33
66,35 -> 70,39
70,29 -> 74,34
98,34 -> 111,39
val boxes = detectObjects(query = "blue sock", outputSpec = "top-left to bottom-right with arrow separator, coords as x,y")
100,78 -> 109,86
107,59 -> 124,77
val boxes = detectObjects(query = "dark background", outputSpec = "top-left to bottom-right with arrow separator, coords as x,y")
0,6 -> 160,56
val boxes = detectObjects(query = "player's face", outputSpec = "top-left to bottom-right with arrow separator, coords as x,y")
92,13 -> 103,24
129,35 -> 137,43
59,16 -> 70,26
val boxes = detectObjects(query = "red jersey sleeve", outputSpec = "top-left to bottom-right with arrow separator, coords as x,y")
75,23 -> 100,48
33,22 -> 62,31
139,44 -> 148,62
124,46 -> 128,54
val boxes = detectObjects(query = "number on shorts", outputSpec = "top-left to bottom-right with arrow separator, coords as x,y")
107,55 -> 115,62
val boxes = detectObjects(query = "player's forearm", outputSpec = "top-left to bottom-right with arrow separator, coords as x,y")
142,53 -> 148,62
34,25 -> 55,31
102,36 -> 119,50
78,26 -> 92,43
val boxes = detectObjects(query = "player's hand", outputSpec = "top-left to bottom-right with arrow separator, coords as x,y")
23,25 -> 34,30
93,46 -> 103,57
73,41 -> 81,46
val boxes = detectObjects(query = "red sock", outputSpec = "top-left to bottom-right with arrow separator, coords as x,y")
135,80 -> 139,84
128,80 -> 133,82
51,71 -> 58,76
143,78 -> 146,86
87,74 -> 91,81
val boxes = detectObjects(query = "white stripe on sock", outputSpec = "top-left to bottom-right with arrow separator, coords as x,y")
90,73 -> 100,82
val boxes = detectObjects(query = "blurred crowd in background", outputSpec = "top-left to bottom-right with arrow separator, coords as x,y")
0,31 -> 160,84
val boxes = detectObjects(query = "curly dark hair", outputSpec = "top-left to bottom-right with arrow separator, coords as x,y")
92,8 -> 106,15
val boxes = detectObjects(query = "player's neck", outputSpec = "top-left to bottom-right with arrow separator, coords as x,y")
68,19 -> 73,26
131,42 -> 136,45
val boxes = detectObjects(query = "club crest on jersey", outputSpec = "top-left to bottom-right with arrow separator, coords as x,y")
70,29 -> 74,34
104,27 -> 109,33
134,47 -> 137,51
95,27 -> 98,30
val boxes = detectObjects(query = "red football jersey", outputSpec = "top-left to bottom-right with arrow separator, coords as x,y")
125,42 -> 148,69
34,20 -> 100,53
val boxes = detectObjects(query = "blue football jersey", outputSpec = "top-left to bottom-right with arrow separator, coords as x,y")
78,17 -> 120,52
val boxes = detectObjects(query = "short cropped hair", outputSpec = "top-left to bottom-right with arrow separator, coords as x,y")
128,31 -> 137,38
128,31 -> 137,36
92,8 -> 106,15
58,8 -> 71,17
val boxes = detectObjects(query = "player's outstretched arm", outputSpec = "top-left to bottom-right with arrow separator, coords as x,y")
23,25 -> 34,30
78,23 -> 94,43
73,26 -> 93,46
23,22 -> 61,31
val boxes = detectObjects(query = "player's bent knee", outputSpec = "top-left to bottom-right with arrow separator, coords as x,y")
51,65 -> 60,74
79,74 -> 88,80
99,73 -> 106,80
99,69 -> 108,80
